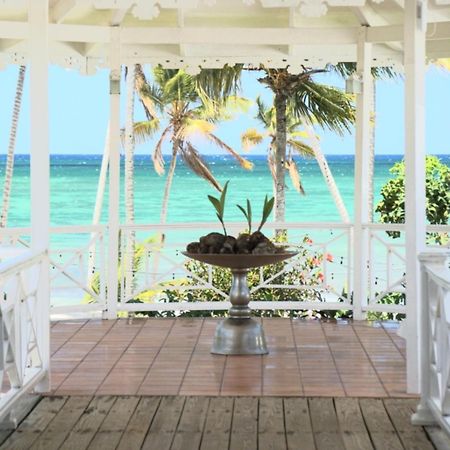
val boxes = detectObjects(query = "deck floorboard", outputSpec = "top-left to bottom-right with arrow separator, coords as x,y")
0,396 -> 439,450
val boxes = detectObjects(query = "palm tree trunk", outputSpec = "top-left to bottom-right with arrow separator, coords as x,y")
305,123 -> 350,223
1,65 -> 26,228
152,140 -> 177,283
87,123 -> 110,283
124,64 -> 136,302
160,141 -> 178,225
274,92 -> 287,224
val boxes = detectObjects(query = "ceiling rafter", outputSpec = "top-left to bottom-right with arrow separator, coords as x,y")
353,5 -> 403,52
51,0 -> 77,24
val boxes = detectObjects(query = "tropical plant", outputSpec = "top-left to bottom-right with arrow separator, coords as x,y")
133,65 -> 253,225
242,97 -> 315,196
333,63 -> 398,220
375,155 -> 450,243
1,65 -> 26,227
237,199 -> 252,233
249,68 -> 354,222
208,180 -> 229,235
258,195 -> 275,232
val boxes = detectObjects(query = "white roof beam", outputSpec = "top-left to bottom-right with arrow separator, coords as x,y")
352,5 -> 403,52
51,0 -> 77,24
111,8 -> 129,26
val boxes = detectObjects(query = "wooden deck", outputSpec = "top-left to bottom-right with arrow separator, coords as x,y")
50,318 -> 410,397
0,396 -> 443,450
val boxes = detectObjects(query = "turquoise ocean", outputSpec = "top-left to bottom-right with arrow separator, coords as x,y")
2,154 -> 449,244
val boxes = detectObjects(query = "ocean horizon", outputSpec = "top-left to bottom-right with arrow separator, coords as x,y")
2,154 -> 449,233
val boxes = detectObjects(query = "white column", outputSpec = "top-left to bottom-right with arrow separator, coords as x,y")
105,27 -> 121,320
404,0 -> 427,394
353,27 -> 373,321
29,0 -> 50,391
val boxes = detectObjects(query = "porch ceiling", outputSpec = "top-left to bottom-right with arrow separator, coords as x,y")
0,0 -> 450,73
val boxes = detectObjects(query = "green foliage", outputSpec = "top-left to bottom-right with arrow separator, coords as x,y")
375,156 -> 450,243
236,199 -> 252,233
208,180 -> 229,235
258,195 -> 275,232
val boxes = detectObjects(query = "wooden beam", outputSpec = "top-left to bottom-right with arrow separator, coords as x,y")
50,0 -> 77,24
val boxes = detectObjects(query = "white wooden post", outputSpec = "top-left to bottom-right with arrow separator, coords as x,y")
353,27 -> 373,321
105,27 -> 121,319
404,0 -> 427,394
29,0 -> 50,392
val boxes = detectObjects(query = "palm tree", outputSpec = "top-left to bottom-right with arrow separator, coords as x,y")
333,63 -> 397,221
134,65 -> 253,226
256,67 -> 355,223
241,97 -> 350,222
241,97 -> 314,195
1,65 -> 26,228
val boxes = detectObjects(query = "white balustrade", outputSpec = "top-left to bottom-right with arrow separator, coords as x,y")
412,250 -> 450,433
0,250 -> 48,421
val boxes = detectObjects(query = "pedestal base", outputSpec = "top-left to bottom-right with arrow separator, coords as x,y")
211,318 -> 268,355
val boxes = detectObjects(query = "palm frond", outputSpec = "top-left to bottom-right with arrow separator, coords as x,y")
152,125 -> 172,175
331,62 -> 399,80
255,96 -> 273,129
195,65 -> 244,101
177,119 -> 215,140
241,129 -> 265,151
287,139 -> 315,158
181,143 -> 221,191
206,133 -> 254,170
134,64 -> 161,118
291,81 -> 355,135
133,119 -> 161,145
286,159 -> 306,195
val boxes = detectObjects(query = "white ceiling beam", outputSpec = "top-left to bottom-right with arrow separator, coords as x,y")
51,0 -> 77,24
353,5 -> 403,51
110,8 -> 129,26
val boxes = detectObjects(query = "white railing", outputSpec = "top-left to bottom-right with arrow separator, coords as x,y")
0,225 -> 107,316
118,221 -> 354,314
1,222 -> 449,318
412,250 -> 450,433
0,250 -> 48,421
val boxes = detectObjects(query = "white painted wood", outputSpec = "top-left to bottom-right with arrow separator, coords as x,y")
404,0 -> 427,395
105,27 -> 121,320
352,27 -> 373,321
124,64 -> 135,303
50,0 -> 77,23
28,0 -> 50,393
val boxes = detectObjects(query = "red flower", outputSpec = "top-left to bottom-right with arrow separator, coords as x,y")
325,253 -> 334,262
304,237 -> 313,245
317,273 -> 324,282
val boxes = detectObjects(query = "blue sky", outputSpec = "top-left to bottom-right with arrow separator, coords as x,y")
0,64 -> 449,155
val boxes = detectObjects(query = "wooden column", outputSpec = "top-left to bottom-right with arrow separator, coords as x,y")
353,27 -> 373,321
29,0 -> 50,391
404,0 -> 427,394
105,27 -> 121,319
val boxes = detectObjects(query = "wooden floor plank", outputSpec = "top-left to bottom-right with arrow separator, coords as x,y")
258,397 -> 287,450
31,396 -> 92,450
334,398 -> 374,450
142,396 -> 186,450
309,397 -> 345,450
0,397 -> 67,450
383,399 -> 435,450
59,396 -> 116,450
87,396 -> 140,450
359,398 -> 404,450
116,397 -> 161,450
229,397 -> 258,450
171,396 -> 210,450
284,398 -> 315,450
200,397 -> 233,450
